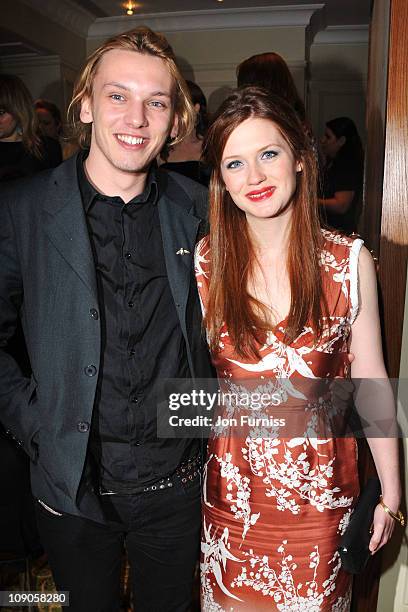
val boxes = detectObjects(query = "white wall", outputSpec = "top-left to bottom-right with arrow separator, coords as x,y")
169,27 -> 307,114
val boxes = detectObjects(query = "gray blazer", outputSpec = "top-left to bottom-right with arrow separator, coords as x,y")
0,155 -> 213,520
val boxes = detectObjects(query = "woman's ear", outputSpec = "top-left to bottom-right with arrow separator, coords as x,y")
296,161 -> 303,173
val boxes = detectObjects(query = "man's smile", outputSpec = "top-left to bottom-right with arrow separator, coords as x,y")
115,134 -> 147,147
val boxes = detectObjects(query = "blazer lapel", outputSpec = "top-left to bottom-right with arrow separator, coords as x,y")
42,157 -> 98,299
158,193 -> 201,328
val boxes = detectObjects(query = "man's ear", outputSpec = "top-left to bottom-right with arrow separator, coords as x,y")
80,96 -> 93,124
170,114 -> 179,140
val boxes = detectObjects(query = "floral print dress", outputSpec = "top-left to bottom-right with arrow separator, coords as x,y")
194,230 -> 364,611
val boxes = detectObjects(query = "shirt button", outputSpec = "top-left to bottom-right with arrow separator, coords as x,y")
90,308 -> 99,320
129,349 -> 135,356
124,252 -> 131,260
84,365 -> 97,377
128,301 -> 134,308
131,397 -> 138,403
77,421 -> 90,433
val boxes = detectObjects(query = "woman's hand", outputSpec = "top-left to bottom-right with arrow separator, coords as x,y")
369,495 -> 401,553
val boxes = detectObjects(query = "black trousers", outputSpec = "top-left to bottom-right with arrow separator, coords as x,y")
35,475 -> 201,612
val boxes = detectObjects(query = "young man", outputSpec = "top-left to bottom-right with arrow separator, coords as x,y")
0,27 -> 212,611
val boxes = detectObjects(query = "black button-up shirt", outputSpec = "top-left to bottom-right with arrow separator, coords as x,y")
77,155 -> 196,491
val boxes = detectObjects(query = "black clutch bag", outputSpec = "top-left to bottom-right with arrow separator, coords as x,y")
338,477 -> 381,574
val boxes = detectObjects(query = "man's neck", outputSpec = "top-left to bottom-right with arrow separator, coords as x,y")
84,149 -> 149,204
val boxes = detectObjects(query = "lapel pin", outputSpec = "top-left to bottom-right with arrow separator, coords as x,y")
176,248 -> 191,255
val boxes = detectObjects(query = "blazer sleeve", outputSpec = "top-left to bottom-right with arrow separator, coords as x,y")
0,199 -> 39,461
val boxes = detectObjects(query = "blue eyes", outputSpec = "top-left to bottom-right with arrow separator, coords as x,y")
262,150 -> 278,159
225,150 -> 278,170
109,95 -> 166,109
149,101 -> 166,109
226,160 -> 243,170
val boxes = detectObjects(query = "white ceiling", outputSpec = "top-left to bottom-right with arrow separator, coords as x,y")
72,0 -> 371,26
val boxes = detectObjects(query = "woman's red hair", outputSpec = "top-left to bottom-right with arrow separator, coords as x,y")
202,87 -> 325,359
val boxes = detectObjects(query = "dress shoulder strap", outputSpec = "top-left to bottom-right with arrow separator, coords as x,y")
320,229 -> 364,323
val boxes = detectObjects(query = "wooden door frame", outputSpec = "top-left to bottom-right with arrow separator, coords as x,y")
354,0 -> 408,609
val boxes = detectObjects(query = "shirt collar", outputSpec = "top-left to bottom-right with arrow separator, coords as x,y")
77,150 -> 159,212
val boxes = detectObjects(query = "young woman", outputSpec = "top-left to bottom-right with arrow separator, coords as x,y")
0,75 -> 62,181
319,117 -> 364,233
195,88 -> 401,611
237,52 -> 306,126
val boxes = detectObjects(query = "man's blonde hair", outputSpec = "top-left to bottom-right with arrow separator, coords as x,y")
68,27 -> 194,148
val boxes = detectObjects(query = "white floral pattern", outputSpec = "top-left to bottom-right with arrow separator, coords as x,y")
229,543 -> 343,611
196,230 -> 363,611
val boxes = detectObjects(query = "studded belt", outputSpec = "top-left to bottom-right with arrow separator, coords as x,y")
98,454 -> 201,496
175,453 -> 201,485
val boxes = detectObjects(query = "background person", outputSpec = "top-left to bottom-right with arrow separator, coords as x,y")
195,87 -> 401,610
160,80 -> 211,186
319,116 -> 364,233
35,98 -> 79,160
237,51 -> 307,127
34,98 -> 62,141
0,75 -> 62,181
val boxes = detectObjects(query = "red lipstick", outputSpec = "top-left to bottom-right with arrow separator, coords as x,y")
245,186 -> 276,202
